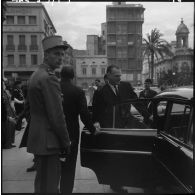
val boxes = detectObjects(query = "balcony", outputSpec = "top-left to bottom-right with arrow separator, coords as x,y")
18,45 -> 27,51
6,45 -> 15,51
30,45 -> 38,51
107,42 -> 116,46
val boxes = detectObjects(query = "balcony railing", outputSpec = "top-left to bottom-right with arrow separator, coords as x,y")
30,45 -> 38,51
6,45 -> 15,51
18,45 -> 27,51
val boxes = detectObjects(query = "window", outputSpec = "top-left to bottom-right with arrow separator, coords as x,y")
18,16 -> 25,24
7,55 -> 14,66
19,35 -> 25,45
19,55 -> 26,66
92,68 -> 96,75
29,16 -> 36,24
7,35 -> 14,45
164,103 -> 191,142
82,68 -> 87,75
31,55 -> 38,65
157,101 -> 167,116
101,68 -> 105,75
6,16 -> 14,24
31,35 -> 37,45
126,74 -> 133,81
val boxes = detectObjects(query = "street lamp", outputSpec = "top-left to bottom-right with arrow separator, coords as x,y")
172,72 -> 176,87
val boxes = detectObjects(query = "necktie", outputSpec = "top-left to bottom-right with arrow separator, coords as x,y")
114,85 -> 119,96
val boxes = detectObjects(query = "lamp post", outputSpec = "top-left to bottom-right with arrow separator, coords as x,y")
172,72 -> 176,87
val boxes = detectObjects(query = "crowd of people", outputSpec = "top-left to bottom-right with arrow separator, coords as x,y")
2,34 -> 161,194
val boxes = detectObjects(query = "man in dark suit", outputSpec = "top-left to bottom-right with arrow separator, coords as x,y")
27,35 -> 71,193
60,66 -> 99,194
92,65 -> 151,192
92,65 -> 151,129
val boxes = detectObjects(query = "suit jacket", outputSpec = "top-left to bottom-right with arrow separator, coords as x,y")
60,79 -> 95,144
27,64 -> 70,155
92,81 -> 151,128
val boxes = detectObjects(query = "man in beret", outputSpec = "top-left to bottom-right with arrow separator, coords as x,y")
27,35 -> 71,193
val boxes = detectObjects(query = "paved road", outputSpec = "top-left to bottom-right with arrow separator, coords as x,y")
2,120 -> 144,193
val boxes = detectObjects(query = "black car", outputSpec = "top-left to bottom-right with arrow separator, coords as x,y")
81,87 -> 194,193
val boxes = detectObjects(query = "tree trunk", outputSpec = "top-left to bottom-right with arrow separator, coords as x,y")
151,51 -> 154,82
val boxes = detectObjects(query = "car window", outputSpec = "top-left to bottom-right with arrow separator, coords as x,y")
164,103 -> 191,143
156,101 -> 167,116
112,100 -> 151,129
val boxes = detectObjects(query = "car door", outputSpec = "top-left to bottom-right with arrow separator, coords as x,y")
153,98 -> 194,193
80,99 -> 158,187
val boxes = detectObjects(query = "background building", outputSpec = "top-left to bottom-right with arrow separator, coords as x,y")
3,2 -> 56,83
75,54 -> 107,89
155,19 -> 193,86
106,2 -> 145,85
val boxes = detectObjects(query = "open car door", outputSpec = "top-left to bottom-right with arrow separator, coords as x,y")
80,99 -> 158,187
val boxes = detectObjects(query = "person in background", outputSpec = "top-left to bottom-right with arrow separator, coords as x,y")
60,65 -> 99,194
27,35 -> 71,193
11,80 -> 24,131
2,80 -> 17,149
139,78 -> 157,113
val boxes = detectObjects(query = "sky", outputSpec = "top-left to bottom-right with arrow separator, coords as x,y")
43,2 -> 194,50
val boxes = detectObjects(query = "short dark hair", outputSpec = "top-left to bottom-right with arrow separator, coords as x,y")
60,66 -> 74,80
144,78 -> 153,84
106,65 -> 120,74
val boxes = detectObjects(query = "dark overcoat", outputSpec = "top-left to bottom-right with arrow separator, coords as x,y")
60,80 -> 95,143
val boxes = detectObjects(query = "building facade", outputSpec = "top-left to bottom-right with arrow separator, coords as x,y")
154,19 -> 193,85
3,2 -> 56,82
75,54 -> 107,89
106,2 -> 145,85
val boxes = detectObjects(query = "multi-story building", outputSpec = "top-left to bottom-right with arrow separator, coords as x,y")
74,52 -> 107,89
154,19 -> 193,85
106,2 -> 145,85
3,2 -> 56,82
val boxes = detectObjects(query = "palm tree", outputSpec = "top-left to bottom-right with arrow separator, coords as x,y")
143,28 -> 173,82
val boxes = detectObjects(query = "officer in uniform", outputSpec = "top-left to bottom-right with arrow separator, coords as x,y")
27,35 -> 71,193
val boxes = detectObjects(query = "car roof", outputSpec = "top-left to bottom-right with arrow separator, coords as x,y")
155,86 -> 193,100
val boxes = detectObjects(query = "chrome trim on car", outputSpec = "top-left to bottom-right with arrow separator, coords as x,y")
180,147 -> 193,159
81,148 -> 152,155
84,128 -> 157,137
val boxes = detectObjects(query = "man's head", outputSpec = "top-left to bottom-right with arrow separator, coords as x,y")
106,65 -> 121,86
60,66 -> 74,80
42,35 -> 68,70
95,79 -> 101,87
144,78 -> 153,89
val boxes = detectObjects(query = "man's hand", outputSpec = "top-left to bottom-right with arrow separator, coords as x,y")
93,122 -> 101,135
8,116 -> 16,124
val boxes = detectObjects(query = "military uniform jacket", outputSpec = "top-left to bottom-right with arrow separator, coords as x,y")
27,64 -> 70,155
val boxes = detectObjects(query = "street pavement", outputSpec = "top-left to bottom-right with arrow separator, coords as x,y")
2,120 -> 144,193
